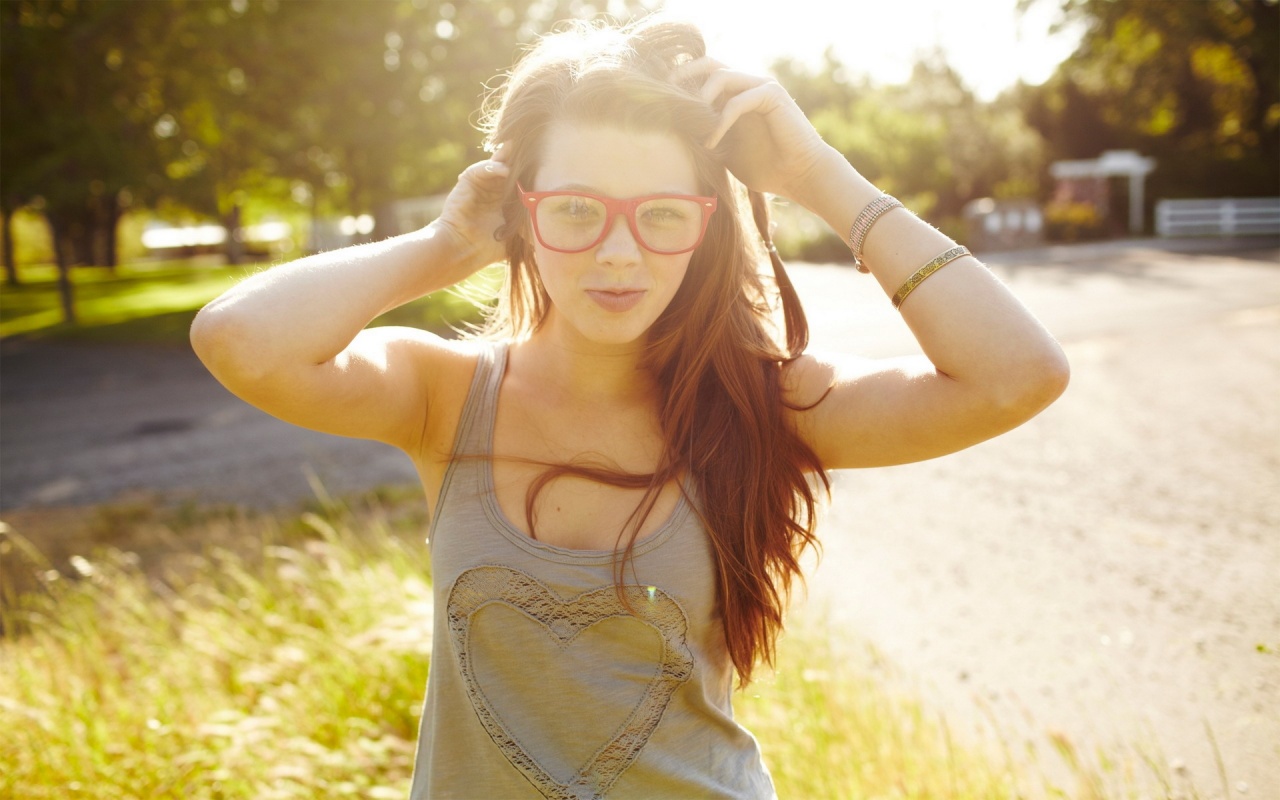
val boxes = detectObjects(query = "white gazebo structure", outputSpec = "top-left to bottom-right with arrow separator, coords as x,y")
1050,150 -> 1157,235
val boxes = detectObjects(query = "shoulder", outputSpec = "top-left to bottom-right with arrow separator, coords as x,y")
411,331 -> 492,379
363,326 -> 491,385
417,335 -> 503,459
348,326 -> 488,421
779,350 -> 874,409
777,349 -> 920,469
776,354 -> 837,467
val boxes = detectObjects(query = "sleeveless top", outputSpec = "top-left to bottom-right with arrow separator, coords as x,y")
408,342 -> 776,800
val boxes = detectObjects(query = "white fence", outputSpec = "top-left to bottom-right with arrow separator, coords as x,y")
1156,198 -> 1280,237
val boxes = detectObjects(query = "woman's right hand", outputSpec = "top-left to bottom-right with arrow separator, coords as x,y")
433,146 -> 512,272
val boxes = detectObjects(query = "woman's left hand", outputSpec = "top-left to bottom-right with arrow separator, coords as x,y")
675,58 -> 837,201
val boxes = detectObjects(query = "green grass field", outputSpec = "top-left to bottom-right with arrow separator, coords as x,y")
0,491 -> 1190,799
0,259 -> 498,346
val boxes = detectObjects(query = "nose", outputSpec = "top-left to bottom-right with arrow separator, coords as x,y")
595,212 -> 642,265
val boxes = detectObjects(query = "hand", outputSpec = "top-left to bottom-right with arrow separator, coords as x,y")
674,58 -> 836,202
434,145 -> 511,271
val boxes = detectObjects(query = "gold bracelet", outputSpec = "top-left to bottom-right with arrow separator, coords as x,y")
891,246 -> 971,309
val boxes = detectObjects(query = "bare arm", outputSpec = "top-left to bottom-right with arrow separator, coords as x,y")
781,149 -> 1069,468
189,153 -> 510,451
688,61 -> 1070,469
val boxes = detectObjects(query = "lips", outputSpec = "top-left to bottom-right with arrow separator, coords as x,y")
585,289 -> 646,312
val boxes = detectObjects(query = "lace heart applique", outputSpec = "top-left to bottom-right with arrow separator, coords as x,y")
447,565 -> 694,799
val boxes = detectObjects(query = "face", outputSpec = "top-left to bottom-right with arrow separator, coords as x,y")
528,120 -> 702,350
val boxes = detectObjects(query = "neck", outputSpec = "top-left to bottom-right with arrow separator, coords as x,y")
517,315 -> 657,405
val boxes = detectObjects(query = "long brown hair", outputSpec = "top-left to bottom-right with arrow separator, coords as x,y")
478,17 -> 829,685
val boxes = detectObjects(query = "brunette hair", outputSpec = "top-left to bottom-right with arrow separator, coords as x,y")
478,16 -> 829,685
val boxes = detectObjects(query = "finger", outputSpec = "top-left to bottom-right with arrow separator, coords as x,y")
699,68 -> 771,108
705,82 -> 789,149
461,159 -> 509,182
457,163 -> 509,203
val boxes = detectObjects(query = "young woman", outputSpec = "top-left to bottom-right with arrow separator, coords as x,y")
191,17 -> 1068,800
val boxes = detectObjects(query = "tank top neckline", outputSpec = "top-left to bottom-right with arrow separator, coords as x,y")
471,340 -> 693,566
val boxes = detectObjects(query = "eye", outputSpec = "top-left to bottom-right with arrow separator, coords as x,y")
639,199 -> 695,226
548,196 -> 600,221
644,207 -> 684,221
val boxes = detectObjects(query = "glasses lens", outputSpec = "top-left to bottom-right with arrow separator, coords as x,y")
534,195 -> 608,252
533,194 -> 707,253
635,197 -> 704,253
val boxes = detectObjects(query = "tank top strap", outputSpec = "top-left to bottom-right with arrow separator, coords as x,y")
452,339 -> 509,459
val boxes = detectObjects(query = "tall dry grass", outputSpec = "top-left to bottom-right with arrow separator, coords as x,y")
0,493 -> 1189,799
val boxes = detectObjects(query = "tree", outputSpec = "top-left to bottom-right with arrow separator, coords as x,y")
1,0 -> 658,312
774,51 -> 1046,228
0,0 -> 167,313
1019,0 -> 1280,205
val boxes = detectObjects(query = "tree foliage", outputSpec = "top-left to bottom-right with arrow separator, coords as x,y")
1019,0 -> 1280,200
9,0 -> 1272,301
774,0 -> 1278,249
1,0 -> 656,280
0,0 -> 655,324
773,51 -> 1045,231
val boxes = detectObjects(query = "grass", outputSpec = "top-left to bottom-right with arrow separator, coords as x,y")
0,259 -> 499,346
0,493 -> 431,799
0,490 -> 1200,799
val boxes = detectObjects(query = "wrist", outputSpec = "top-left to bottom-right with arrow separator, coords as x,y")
392,221 -> 479,297
783,147 -> 879,234
426,218 -> 491,277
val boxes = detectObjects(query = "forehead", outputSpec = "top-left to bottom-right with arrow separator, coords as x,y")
534,121 -> 700,196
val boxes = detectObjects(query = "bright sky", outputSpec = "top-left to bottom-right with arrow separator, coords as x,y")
658,0 -> 1086,101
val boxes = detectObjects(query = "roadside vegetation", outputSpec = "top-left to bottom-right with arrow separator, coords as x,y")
0,490 -> 1196,799
0,257 -> 500,346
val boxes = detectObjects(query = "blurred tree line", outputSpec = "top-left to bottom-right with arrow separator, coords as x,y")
0,0 -> 655,302
773,51 -> 1046,255
775,0 -> 1278,255
1018,0 -> 1279,231
2,0 -> 1277,293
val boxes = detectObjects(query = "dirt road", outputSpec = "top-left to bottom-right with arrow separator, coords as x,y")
3,237 -> 1277,797
793,238 -> 1280,798
0,339 -> 419,510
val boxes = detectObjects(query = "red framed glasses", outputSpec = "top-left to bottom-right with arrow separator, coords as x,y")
518,183 -> 718,255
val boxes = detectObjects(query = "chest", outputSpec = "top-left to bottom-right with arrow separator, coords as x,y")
489,389 -> 681,552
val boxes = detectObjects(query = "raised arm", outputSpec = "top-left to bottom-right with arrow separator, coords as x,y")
189,152 -> 510,452
686,60 -> 1070,469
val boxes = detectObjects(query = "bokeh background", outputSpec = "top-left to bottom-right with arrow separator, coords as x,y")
2,0 -> 1276,282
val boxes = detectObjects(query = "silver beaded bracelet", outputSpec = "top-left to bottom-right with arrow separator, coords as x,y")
848,194 -> 904,273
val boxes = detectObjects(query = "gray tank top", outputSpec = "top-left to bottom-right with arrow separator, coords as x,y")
408,342 -> 776,799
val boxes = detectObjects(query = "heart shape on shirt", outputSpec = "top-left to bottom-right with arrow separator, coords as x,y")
446,565 -> 694,800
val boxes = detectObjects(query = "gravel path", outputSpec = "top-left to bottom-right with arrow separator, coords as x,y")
3,237 -> 1277,797
0,339 -> 417,510
792,238 -> 1280,798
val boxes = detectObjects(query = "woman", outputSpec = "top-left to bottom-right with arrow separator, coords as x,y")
190,16 -> 1068,799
